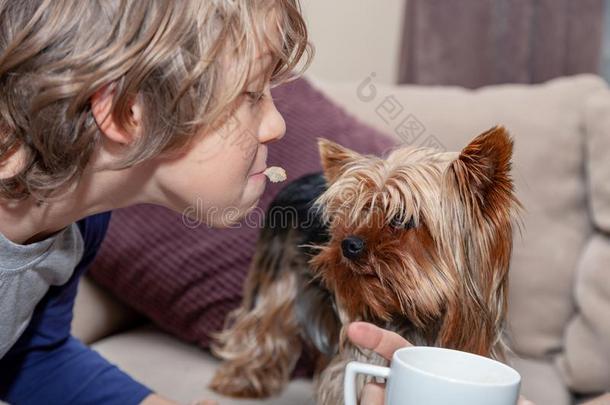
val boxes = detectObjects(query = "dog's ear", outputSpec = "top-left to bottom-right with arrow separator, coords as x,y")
450,126 -> 515,216
317,138 -> 362,183
439,126 -> 519,360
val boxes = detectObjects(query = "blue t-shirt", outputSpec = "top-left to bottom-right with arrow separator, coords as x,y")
0,212 -> 153,405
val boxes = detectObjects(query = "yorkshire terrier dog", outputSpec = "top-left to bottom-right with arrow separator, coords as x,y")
210,126 -> 520,404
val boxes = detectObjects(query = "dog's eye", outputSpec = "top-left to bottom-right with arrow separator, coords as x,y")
390,214 -> 416,230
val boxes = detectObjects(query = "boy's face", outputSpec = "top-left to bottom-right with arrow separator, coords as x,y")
150,52 -> 286,228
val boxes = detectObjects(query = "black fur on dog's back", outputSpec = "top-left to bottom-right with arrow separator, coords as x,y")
253,172 -> 341,359
210,173 -> 341,398
263,171 -> 330,263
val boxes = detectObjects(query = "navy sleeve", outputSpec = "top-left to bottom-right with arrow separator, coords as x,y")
0,212 -> 154,405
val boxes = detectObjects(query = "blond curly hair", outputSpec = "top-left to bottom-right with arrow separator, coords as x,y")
0,0 -> 311,200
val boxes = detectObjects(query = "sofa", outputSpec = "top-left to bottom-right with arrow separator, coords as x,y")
72,74 -> 610,405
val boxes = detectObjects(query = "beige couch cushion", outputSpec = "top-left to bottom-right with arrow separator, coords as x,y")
585,90 -> 610,231
310,74 -> 609,393
91,325 -> 314,405
73,276 -> 144,344
91,324 -> 572,405
509,355 -> 572,405
555,89 -> 610,393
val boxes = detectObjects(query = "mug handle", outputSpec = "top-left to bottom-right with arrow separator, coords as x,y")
344,361 -> 391,405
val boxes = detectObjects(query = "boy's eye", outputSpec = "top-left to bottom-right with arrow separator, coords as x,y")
244,91 -> 265,105
389,214 -> 416,230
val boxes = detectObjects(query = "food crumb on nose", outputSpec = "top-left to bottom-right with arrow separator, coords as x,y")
263,166 -> 287,183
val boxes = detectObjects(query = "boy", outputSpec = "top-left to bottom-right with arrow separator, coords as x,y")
0,1 -> 308,403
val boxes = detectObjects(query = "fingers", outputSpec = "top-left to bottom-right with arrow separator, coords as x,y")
347,322 -> 412,361
189,400 -> 219,405
360,382 -> 385,405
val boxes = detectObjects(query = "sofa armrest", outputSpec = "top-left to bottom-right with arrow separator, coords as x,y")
72,275 -> 146,344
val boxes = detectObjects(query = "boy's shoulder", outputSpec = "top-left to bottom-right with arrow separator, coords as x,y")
76,211 -> 112,254
73,210 -> 113,278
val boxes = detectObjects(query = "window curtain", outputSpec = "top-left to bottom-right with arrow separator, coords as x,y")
398,0 -> 605,88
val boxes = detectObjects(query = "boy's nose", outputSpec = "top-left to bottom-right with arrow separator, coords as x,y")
258,100 -> 286,144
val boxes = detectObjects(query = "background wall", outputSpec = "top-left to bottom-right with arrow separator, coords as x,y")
299,0 -> 406,85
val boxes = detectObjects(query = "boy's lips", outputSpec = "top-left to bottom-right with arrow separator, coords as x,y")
249,166 -> 267,177
249,146 -> 268,176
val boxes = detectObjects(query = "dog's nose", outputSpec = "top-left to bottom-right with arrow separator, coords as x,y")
341,235 -> 365,260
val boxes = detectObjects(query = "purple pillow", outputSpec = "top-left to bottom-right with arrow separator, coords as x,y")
89,78 -> 397,373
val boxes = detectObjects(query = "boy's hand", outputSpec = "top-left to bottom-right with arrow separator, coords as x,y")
345,321 -> 410,404
346,322 -> 535,405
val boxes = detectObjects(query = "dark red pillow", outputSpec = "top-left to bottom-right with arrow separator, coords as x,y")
89,78 -> 397,369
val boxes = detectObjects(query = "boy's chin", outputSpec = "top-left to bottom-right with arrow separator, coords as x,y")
207,198 -> 262,229
178,183 -> 265,229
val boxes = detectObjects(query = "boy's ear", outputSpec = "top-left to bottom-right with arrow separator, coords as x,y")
448,126 -> 515,214
91,83 -> 142,146
317,138 -> 362,183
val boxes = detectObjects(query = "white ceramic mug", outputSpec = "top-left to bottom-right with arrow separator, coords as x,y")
344,346 -> 521,405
